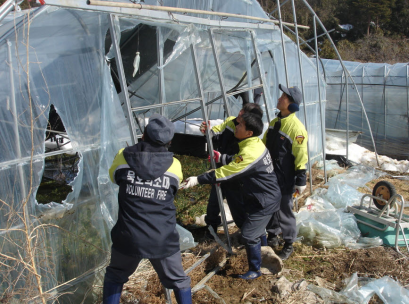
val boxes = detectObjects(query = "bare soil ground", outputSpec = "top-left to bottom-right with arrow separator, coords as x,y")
121,167 -> 409,304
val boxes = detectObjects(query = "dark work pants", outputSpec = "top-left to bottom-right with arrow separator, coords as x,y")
266,193 -> 297,244
104,248 -> 191,290
205,183 -> 246,229
241,208 -> 273,246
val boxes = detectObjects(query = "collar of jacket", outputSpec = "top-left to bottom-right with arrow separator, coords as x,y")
278,112 -> 296,120
237,136 -> 260,148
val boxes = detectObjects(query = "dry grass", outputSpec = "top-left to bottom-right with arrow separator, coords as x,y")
119,160 -> 409,303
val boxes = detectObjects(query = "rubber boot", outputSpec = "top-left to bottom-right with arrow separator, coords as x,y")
238,242 -> 262,280
260,234 -> 268,246
174,287 -> 192,304
278,243 -> 294,260
102,281 -> 123,304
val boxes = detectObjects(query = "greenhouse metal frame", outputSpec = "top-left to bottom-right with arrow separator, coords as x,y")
323,59 -> 409,160
0,0 -> 379,302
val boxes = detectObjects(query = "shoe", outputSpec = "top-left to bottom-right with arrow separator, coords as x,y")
260,234 -> 268,246
103,281 -> 123,304
174,287 -> 192,304
238,242 -> 262,280
278,243 -> 293,260
267,235 -> 279,249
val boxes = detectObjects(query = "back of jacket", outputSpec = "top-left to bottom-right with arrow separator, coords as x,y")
109,141 -> 183,259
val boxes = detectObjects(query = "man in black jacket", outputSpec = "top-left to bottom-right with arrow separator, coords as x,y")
103,114 -> 191,304
184,113 -> 281,280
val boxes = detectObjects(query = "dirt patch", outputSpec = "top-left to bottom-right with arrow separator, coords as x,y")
121,236 -> 409,303
120,166 -> 409,304
359,175 -> 409,203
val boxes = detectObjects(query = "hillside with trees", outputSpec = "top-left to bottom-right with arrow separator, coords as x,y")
2,0 -> 407,62
258,0 -> 409,63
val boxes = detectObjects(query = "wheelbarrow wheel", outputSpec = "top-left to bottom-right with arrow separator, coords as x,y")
372,180 -> 396,210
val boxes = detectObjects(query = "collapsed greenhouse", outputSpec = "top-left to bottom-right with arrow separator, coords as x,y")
1,0 -> 386,302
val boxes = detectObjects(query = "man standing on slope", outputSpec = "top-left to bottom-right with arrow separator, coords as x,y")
103,114 -> 192,304
263,84 -> 308,260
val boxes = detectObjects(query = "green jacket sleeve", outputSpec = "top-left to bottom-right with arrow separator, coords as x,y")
211,116 -> 236,137
109,148 -> 127,184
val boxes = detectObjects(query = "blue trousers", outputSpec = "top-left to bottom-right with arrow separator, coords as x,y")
241,207 -> 272,246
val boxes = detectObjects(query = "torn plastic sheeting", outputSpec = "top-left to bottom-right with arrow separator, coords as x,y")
296,186 -> 383,249
324,182 -> 364,210
158,24 -> 202,69
307,284 -> 355,304
35,153 -> 81,220
296,209 -> 362,249
326,165 -> 382,189
346,236 -> 383,249
35,201 -> 74,221
358,276 -> 409,304
308,272 -> 366,303
308,272 -> 409,304
106,14 -> 121,60
316,159 -> 342,172
299,194 -> 336,213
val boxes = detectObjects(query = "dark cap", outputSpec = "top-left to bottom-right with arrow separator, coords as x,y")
146,114 -> 175,145
279,84 -> 302,105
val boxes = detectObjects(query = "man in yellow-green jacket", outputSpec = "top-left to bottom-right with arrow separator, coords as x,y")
263,84 -> 308,260
200,104 -> 263,237
185,113 -> 282,280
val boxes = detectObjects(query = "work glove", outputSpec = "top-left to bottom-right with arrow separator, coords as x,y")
208,150 -> 221,163
181,176 -> 199,189
294,185 -> 306,195
199,121 -> 210,134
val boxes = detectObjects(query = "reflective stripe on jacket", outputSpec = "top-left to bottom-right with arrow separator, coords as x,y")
198,136 -> 281,214
262,113 -> 308,194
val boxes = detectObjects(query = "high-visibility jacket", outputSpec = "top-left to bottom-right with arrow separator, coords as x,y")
198,136 -> 281,214
262,113 -> 308,194
211,116 -> 239,156
109,141 -> 183,259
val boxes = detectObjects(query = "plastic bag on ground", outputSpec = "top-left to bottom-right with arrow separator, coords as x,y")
308,272 -> 370,303
316,159 -> 344,178
177,224 -> 196,251
296,209 -> 361,248
299,195 -> 336,213
307,284 -> 356,303
316,159 -> 341,171
358,276 -> 409,303
346,236 -> 383,249
309,272 -> 409,304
